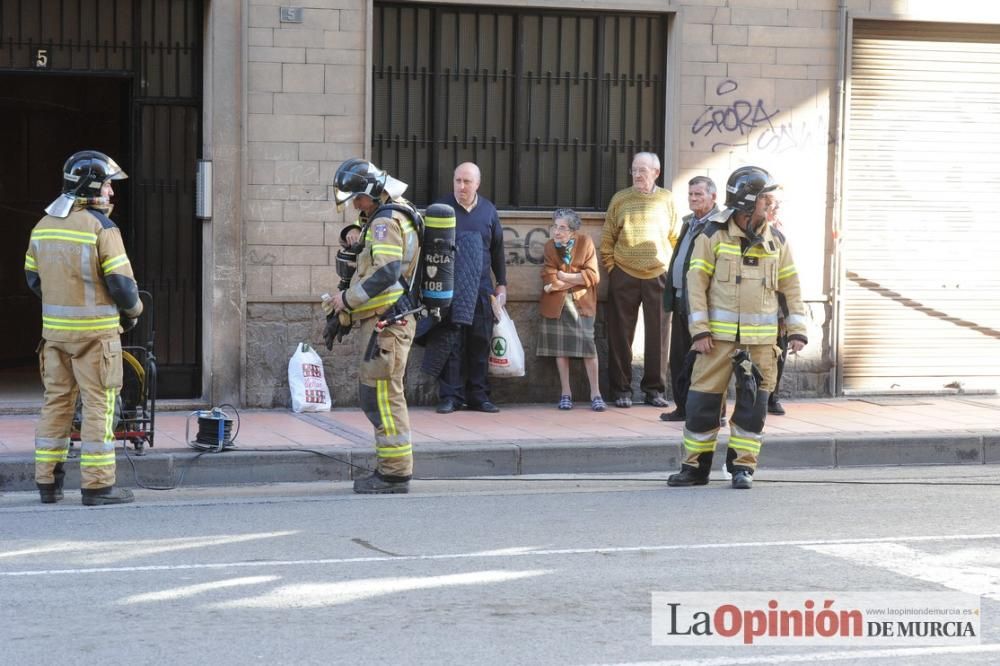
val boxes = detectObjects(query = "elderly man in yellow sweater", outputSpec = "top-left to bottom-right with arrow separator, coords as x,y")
600,152 -> 679,408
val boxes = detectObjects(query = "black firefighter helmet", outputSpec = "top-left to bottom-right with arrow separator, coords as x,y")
45,150 -> 128,217
724,166 -> 778,215
332,158 -> 408,211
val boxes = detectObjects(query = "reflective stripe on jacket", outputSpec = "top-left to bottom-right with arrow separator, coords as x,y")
344,198 -> 420,320
24,205 -> 141,342
686,211 -> 808,346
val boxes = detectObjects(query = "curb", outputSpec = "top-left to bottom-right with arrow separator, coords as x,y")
2,431 -> 1000,492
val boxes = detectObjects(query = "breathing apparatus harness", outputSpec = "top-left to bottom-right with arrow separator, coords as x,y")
323,200 -> 456,350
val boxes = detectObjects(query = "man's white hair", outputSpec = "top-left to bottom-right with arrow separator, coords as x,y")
632,152 -> 661,171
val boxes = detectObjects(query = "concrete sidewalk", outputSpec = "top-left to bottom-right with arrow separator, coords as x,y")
1,396 -> 999,491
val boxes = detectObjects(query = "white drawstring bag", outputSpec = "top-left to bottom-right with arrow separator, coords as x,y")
288,343 -> 332,412
488,307 -> 525,378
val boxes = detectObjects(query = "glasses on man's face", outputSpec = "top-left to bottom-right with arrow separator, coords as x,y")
630,167 -> 655,176
550,224 -> 571,233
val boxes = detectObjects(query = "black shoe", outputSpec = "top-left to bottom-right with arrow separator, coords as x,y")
469,401 -> 500,413
767,399 -> 786,416
353,471 -> 410,494
37,483 -> 64,504
731,470 -> 753,490
436,398 -> 462,414
667,466 -> 710,487
659,409 -> 686,422
39,461 -> 67,503
81,486 -> 135,506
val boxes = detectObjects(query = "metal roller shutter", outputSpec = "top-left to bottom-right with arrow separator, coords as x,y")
840,20 -> 1000,392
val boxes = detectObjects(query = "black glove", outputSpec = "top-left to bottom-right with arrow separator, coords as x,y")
119,312 -> 138,333
323,314 -> 340,350
323,313 -> 352,350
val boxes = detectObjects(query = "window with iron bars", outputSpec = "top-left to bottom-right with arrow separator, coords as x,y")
372,3 -> 667,210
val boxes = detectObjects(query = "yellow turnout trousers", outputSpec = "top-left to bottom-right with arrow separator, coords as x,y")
35,337 -> 123,489
358,315 -> 415,478
683,340 -> 779,471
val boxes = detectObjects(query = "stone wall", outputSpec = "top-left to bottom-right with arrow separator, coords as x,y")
244,0 -> 365,302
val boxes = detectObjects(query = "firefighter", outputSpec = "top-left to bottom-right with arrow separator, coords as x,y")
25,150 -> 143,505
667,166 -> 808,490
325,159 -> 420,494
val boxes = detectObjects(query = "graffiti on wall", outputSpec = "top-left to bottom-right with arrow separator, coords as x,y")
691,79 -> 781,153
690,79 -> 831,154
755,114 -> 834,155
248,249 -> 278,265
503,226 -> 551,266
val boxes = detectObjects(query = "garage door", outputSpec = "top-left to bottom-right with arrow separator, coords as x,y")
840,19 -> 1000,392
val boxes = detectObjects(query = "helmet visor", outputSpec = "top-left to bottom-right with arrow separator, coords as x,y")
105,156 -> 128,181
333,188 -> 358,208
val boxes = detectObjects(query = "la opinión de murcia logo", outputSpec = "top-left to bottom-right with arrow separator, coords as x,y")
651,592 -> 980,646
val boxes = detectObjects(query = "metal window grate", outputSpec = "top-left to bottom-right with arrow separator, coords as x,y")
373,3 -> 666,210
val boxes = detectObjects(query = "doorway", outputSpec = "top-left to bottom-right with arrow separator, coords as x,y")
0,0 -> 204,405
0,74 -> 130,407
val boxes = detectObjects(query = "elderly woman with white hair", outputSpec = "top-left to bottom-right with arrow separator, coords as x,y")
537,208 -> 605,411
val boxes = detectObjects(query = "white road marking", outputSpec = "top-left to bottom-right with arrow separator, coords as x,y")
804,541 -> 1000,600
2,532 -> 1000,577
600,643 -> 1000,665
0,531 -> 297,562
208,570 -> 551,609
120,575 -> 280,603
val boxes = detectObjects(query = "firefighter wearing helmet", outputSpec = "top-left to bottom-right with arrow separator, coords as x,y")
25,150 -> 143,505
667,166 -> 808,490
324,158 -> 421,494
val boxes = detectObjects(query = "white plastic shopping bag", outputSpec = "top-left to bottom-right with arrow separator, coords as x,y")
288,342 -> 332,412
488,307 -> 525,377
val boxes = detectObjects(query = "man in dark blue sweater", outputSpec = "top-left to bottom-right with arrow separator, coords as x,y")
434,162 -> 507,414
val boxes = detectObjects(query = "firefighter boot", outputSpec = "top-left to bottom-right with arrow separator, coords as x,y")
81,486 -> 135,506
731,466 -> 754,490
667,453 -> 713,487
38,462 -> 66,504
353,471 -> 410,494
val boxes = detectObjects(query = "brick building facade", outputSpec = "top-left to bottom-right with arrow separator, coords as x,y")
4,0 -> 998,408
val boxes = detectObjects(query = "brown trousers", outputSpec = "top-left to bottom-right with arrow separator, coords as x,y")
35,337 -> 123,489
358,315 -> 415,478
606,268 -> 669,397
683,340 -> 779,471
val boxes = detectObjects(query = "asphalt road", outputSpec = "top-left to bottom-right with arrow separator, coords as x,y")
2,466 -> 1000,665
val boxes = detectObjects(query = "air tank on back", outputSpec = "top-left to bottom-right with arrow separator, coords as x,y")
420,202 -> 456,319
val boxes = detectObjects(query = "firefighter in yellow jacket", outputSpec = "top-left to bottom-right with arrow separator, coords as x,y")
667,166 -> 808,490
25,151 -> 143,505
326,159 -> 420,494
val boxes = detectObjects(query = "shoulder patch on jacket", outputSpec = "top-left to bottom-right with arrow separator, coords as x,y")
86,209 -> 118,230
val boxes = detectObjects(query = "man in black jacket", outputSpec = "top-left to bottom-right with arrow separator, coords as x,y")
433,163 -> 507,414
661,176 -> 719,422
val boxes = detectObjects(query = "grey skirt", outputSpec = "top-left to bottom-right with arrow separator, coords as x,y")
536,294 -> 597,358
